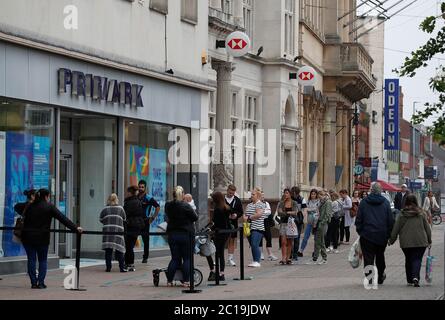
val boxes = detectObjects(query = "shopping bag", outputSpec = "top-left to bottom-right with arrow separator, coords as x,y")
425,247 -> 434,284
348,237 -> 362,269
243,222 -> 251,237
135,236 -> 141,248
286,217 -> 299,237
272,210 -> 281,230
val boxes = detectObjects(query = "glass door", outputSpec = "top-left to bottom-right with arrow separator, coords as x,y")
58,155 -> 73,258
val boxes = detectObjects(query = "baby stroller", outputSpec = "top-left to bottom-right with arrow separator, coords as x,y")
152,222 -> 215,287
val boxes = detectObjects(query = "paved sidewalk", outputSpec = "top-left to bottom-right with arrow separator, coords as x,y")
0,225 -> 443,300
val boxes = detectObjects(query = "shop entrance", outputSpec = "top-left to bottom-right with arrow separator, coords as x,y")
58,152 -> 73,258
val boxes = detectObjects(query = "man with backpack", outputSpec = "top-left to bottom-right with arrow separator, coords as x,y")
138,180 -> 161,264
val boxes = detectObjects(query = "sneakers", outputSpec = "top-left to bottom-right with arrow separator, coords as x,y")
268,255 -> 278,261
218,274 -> 225,281
317,259 -> 327,265
127,265 -> 136,272
413,278 -> 420,287
228,259 -> 237,267
326,248 -> 331,253
333,249 -> 339,254
261,253 -> 265,260
120,268 -> 128,273
141,258 -> 148,264
248,262 -> 261,268
305,260 -> 318,265
31,284 -> 39,289
297,252 -> 303,257
208,271 -> 216,281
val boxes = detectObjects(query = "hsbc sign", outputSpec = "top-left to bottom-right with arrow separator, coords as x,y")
225,31 -> 251,57
297,66 -> 317,86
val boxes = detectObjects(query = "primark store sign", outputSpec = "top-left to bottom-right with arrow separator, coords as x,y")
57,68 -> 144,107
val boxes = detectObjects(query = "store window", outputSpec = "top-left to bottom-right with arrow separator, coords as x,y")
125,120 -> 187,249
0,99 -> 56,258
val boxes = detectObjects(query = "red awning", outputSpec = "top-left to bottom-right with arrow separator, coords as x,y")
376,180 -> 401,192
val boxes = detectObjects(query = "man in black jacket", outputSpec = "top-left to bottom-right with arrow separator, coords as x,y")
124,186 -> 145,271
356,182 -> 394,285
225,185 -> 244,267
394,184 -> 410,211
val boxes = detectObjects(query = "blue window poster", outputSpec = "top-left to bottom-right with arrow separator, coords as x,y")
148,148 -> 167,249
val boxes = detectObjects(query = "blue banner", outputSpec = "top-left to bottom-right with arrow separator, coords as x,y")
384,79 -> 400,150
148,148 -> 167,249
32,136 -> 51,190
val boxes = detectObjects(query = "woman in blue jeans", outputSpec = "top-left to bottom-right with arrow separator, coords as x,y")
21,189 -> 82,289
165,186 -> 198,287
243,187 -> 266,268
297,189 -> 320,257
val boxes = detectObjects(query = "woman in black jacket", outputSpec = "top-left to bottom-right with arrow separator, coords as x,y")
206,191 -> 232,282
14,189 -> 36,216
21,189 -> 82,289
123,186 -> 145,272
165,186 -> 198,287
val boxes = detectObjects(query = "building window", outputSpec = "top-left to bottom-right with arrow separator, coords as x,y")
243,0 -> 253,42
222,0 -> 233,15
149,0 -> 168,14
0,100 -> 56,258
244,94 -> 258,192
284,0 -> 295,56
181,0 -> 198,24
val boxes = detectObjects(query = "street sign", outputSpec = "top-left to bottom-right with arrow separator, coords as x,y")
410,182 -> 422,190
354,165 -> 364,176
424,166 -> 437,180
297,66 -> 317,86
225,31 -> 251,57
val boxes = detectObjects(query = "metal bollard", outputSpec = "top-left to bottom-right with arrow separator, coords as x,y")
70,231 -> 86,291
234,227 -> 252,281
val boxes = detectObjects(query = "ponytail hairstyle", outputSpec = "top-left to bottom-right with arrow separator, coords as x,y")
23,189 -> 37,201
35,188 -> 50,203
173,186 -> 184,201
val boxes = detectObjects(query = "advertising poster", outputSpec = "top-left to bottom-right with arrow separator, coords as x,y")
32,136 -> 51,190
0,132 -> 6,257
3,132 -> 33,257
148,148 -> 167,249
128,145 -> 149,187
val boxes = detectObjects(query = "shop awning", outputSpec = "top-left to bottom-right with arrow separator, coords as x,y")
376,180 -> 401,192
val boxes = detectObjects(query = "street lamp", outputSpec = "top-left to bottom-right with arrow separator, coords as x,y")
411,101 -> 422,186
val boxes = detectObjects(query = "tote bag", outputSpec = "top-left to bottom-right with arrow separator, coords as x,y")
286,217 -> 298,237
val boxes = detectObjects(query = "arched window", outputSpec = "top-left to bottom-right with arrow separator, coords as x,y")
284,96 -> 296,127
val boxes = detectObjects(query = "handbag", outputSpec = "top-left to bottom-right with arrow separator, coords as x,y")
350,202 -> 359,218
286,217 -> 298,237
243,222 -> 251,237
13,203 -> 30,243
348,237 -> 362,269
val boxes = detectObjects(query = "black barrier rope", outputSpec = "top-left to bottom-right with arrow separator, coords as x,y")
0,225 -> 253,290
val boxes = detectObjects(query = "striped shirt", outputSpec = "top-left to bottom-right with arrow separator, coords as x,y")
245,200 -> 266,231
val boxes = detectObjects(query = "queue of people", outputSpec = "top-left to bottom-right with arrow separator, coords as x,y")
12,179 -> 437,290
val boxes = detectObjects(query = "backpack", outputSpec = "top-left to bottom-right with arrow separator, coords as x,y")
332,200 -> 342,219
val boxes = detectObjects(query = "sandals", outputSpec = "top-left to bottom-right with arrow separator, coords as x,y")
279,260 -> 286,265
286,259 -> 293,265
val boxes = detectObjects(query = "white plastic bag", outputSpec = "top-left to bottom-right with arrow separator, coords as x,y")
348,237 -> 362,269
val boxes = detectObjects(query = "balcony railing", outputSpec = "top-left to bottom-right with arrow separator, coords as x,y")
340,43 -> 373,82
209,7 -> 235,26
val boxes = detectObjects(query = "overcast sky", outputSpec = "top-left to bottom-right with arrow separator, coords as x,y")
378,0 -> 443,125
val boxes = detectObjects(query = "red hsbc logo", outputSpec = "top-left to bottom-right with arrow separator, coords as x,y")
298,72 -> 314,81
228,39 -> 247,50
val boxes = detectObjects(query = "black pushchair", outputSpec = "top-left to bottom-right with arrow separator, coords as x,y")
152,223 -> 215,287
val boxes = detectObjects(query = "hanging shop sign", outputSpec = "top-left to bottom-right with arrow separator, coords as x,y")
384,79 -> 399,150
225,31 -> 251,57
57,68 -> 144,107
297,66 -> 317,86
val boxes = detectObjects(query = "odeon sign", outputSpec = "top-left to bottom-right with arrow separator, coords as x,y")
57,68 -> 144,108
